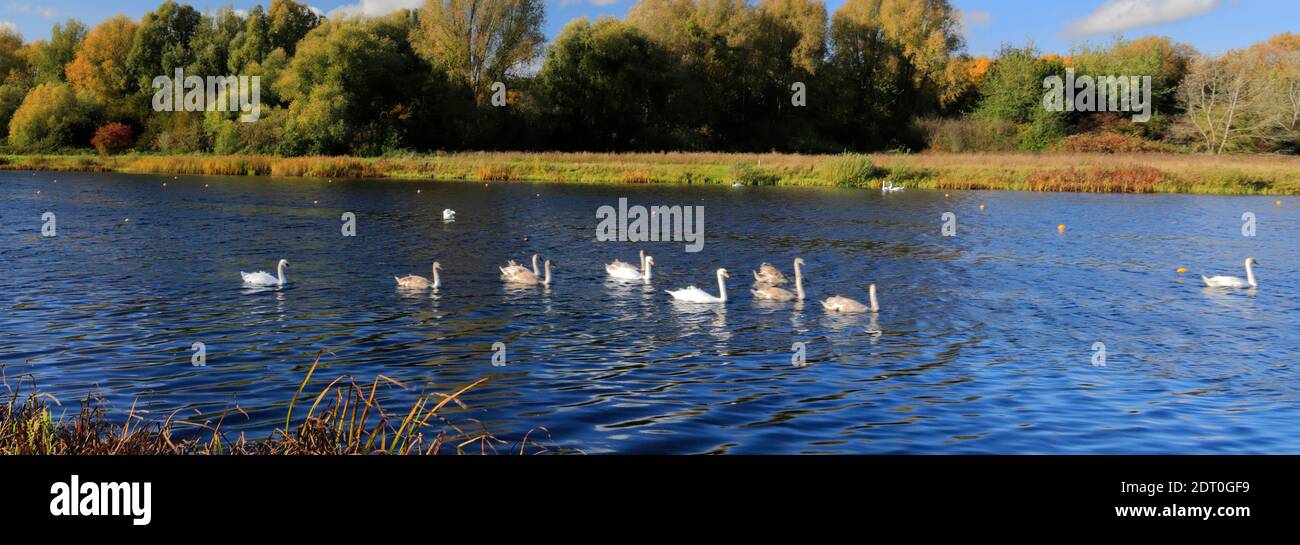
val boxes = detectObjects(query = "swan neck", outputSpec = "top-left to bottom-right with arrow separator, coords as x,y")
543,262 -> 551,285
1246,260 -> 1257,287
277,262 -> 286,285
532,255 -> 540,276
717,271 -> 728,302
433,266 -> 440,289
644,261 -> 652,282
869,286 -> 879,313
794,261 -> 804,300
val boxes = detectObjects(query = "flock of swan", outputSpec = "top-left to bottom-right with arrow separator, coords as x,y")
241,251 -> 883,314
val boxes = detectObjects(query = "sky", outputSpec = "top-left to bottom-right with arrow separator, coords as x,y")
2,0 -> 1297,56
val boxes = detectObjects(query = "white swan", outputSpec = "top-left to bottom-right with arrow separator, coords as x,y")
241,259 -> 289,287
607,250 -> 649,280
443,209 -> 456,221
882,181 -> 904,193
753,258 -> 804,301
1202,258 -> 1259,289
505,259 -> 552,286
501,254 -> 539,280
822,284 -> 878,313
668,269 -> 730,303
753,262 -> 788,285
396,262 -> 441,289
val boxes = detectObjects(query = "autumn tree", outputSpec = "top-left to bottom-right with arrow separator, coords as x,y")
28,20 -> 87,85
67,16 -> 141,121
411,0 -> 545,105
7,83 -> 97,152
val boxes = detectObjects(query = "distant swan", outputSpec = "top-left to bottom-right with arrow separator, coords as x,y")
505,259 -> 552,286
241,259 -> 289,287
822,284 -> 878,313
882,181 -> 904,193
753,258 -> 804,301
753,262 -> 788,285
607,250 -> 650,281
1202,258 -> 1259,289
396,262 -> 441,289
501,254 -> 539,280
443,209 -> 456,221
668,269 -> 730,303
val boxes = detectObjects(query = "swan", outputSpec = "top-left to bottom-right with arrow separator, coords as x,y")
753,258 -> 804,301
1202,258 -> 1260,289
241,259 -> 289,287
501,254 -> 539,280
822,284 -> 879,313
607,250 -> 649,280
443,209 -> 456,221
396,262 -> 441,289
882,181 -> 904,193
505,259 -> 552,286
753,262 -> 788,285
668,269 -> 730,303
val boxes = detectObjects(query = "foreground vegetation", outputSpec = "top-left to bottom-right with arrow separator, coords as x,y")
4,151 -> 1299,195
1,355 -> 555,455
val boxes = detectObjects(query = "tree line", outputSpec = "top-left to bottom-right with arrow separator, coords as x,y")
0,0 -> 1296,156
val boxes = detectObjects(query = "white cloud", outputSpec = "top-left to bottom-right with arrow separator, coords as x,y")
330,0 -> 422,18
6,3 -> 55,18
1067,0 -> 1220,37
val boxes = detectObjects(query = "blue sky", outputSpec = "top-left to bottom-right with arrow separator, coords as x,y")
2,0 -> 1296,56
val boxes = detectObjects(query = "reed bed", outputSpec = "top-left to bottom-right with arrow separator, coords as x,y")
0,354 -> 556,455
3,151 -> 1298,195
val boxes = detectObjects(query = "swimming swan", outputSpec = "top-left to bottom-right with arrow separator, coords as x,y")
882,181 -> 905,193
1202,258 -> 1259,289
607,250 -> 650,280
753,263 -> 788,285
668,269 -> 730,303
753,258 -> 804,301
501,254 -> 539,280
443,209 -> 456,221
505,259 -> 552,286
822,284 -> 878,313
396,262 -> 441,289
241,259 -> 289,287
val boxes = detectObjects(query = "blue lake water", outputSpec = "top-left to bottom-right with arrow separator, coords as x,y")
1,170 -> 1296,453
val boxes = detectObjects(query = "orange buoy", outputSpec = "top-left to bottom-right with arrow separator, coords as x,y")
1057,224 -> 1066,232
1176,267 -> 1187,274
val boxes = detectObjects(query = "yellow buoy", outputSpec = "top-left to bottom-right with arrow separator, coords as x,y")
1276,199 -> 1283,206
1057,224 -> 1066,232
944,193 -> 950,198
979,203 -> 986,210
1176,267 -> 1187,274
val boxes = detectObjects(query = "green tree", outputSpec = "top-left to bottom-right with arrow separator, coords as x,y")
538,18 -> 674,150
188,8 -> 244,77
29,20 -> 88,85
229,5 -> 271,73
127,1 -> 203,89
268,0 -> 322,55
0,25 -> 27,85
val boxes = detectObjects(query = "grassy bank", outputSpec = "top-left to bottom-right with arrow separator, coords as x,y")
1,355 -> 553,455
3,151 -> 1299,195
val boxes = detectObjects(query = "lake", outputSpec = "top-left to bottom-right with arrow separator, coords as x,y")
2,170 -> 1296,453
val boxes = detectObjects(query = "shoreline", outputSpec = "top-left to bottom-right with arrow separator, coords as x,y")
3,151 -> 1299,195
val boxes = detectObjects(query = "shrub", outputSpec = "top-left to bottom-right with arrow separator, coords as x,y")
815,154 -> 885,187
91,123 -> 135,155
730,163 -> 781,186
1052,131 -> 1172,153
7,83 -> 96,152
1026,166 -> 1168,193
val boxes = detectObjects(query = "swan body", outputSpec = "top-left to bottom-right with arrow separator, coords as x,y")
822,284 -> 879,313
501,254 -> 539,280
668,269 -> 730,303
443,209 -> 456,221
607,250 -> 651,281
506,259 -> 552,286
882,181 -> 905,193
753,258 -> 805,301
396,262 -> 441,289
753,263 -> 788,285
1202,258 -> 1259,289
241,259 -> 289,287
